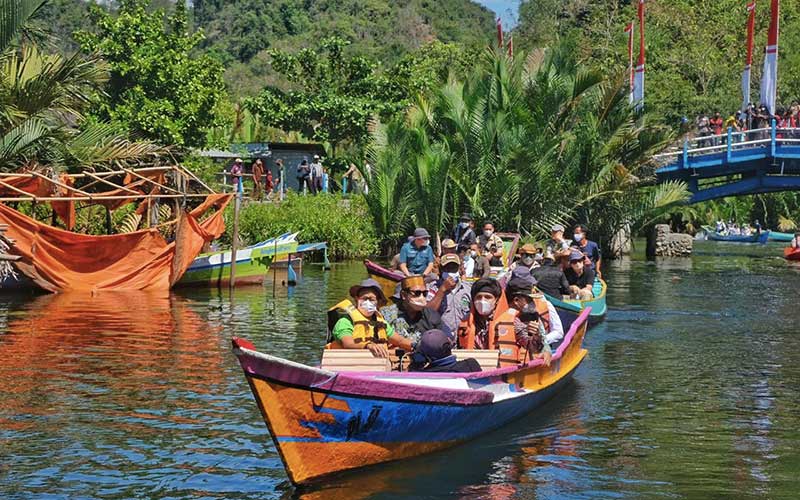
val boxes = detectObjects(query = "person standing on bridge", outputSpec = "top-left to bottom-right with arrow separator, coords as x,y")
710,112 -> 724,146
696,114 -> 711,147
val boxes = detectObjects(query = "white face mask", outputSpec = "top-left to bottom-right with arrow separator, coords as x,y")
475,298 -> 495,316
470,250 -> 478,258
409,295 -> 427,308
573,233 -> 583,242
522,256 -> 534,266
484,230 -> 493,238
359,300 -> 377,314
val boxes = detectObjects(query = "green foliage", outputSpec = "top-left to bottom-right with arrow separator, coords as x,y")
76,0 -> 228,148
365,46 -> 688,256
516,0 -> 800,123
232,193 -> 379,260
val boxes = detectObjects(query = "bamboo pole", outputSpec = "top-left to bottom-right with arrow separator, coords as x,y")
0,193 -> 211,202
82,171 -> 141,194
28,171 -> 93,196
179,164 -> 216,194
122,168 -> 183,195
229,192 -> 241,289
0,180 -> 37,201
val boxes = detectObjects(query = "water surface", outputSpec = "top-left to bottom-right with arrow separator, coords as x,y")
2,242 -> 800,498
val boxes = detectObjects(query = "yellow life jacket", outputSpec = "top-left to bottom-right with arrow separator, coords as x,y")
326,299 -> 388,348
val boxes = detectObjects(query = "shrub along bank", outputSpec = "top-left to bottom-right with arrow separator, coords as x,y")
227,193 -> 379,260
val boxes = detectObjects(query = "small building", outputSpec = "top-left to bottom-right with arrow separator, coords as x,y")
198,142 -> 326,193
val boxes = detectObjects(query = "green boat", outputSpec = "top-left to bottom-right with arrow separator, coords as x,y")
543,278 -> 607,326
177,233 -> 298,287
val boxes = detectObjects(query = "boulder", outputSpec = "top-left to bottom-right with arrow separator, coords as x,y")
647,224 -> 693,258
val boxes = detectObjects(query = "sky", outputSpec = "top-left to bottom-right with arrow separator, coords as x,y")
476,0 -> 521,28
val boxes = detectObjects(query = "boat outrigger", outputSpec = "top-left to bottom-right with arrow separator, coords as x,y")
232,308 -> 590,486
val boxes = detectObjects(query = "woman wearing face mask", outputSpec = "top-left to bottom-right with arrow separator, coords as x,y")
457,278 -> 506,350
511,243 -> 540,272
329,279 -> 413,358
381,275 -> 449,344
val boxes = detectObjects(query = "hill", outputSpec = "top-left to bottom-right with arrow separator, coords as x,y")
44,0 -> 495,97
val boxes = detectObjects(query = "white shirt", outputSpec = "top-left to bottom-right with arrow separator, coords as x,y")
463,255 -> 476,277
542,299 -> 564,346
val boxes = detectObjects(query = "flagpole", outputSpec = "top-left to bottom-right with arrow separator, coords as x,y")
633,0 -> 646,112
625,22 -> 634,104
496,18 -> 504,49
760,0 -> 780,116
742,1 -> 756,112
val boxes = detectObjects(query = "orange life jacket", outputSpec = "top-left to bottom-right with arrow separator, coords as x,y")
457,296 -> 551,366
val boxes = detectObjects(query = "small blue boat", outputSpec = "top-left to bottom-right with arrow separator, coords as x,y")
707,230 -> 770,244
543,278 -> 607,326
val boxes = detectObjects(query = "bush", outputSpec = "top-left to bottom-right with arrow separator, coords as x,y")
228,193 -> 379,260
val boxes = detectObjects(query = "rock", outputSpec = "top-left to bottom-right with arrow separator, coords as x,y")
647,224 -> 693,257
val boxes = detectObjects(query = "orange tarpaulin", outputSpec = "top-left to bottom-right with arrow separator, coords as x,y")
0,194 -> 232,293
0,174 -> 76,229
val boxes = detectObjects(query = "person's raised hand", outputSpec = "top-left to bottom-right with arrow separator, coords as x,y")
441,276 -> 457,293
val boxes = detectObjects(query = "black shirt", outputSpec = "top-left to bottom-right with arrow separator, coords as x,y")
565,266 -> 596,289
532,263 -> 570,298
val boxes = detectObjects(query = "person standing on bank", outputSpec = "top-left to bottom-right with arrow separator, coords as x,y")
296,158 -> 311,194
251,158 -> 264,200
399,228 -> 435,277
310,154 -> 324,195
231,158 -> 244,194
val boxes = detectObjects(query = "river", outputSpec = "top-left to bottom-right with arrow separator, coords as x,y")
2,241 -> 799,499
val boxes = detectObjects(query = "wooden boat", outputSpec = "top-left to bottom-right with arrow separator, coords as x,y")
707,230 -> 770,244
231,307 -> 590,486
543,278 -> 607,326
784,246 -> 800,261
769,231 -> 795,242
177,233 -> 298,287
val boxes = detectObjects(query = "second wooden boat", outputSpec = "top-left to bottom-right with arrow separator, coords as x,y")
232,308 -> 590,486
177,233 -> 298,287
543,278 -> 607,326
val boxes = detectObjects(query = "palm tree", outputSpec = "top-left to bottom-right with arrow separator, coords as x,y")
0,0 -> 163,174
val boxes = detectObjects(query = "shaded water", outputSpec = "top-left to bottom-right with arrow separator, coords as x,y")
2,242 -> 800,499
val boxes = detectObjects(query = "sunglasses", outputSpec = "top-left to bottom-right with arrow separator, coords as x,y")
404,289 -> 427,297
521,253 -> 535,258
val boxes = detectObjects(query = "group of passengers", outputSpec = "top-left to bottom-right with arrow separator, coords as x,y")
331,219 -> 602,371
694,102 -> 800,147
714,219 -> 762,236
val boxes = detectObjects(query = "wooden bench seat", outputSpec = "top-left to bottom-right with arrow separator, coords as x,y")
452,349 -> 499,370
320,350 -> 392,372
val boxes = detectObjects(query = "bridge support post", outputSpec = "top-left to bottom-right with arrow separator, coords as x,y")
771,118 -> 777,157
682,139 -> 689,169
726,127 -> 732,163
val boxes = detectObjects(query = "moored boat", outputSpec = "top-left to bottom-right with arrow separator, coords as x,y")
707,230 -> 770,244
769,231 -> 795,242
231,307 -> 590,486
784,246 -> 800,261
177,233 -> 298,287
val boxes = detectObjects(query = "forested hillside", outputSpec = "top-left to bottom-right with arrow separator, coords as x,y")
44,0 -> 495,97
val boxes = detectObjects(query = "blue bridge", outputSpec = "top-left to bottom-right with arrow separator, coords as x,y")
655,121 -> 800,203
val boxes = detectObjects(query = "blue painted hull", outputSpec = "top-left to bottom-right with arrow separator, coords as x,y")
707,230 -> 770,244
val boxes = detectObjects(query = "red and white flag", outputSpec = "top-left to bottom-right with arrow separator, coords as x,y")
507,35 -> 514,57
624,22 -> 634,104
742,1 -> 756,112
760,0 -> 779,115
632,0 -> 646,111
496,18 -> 504,49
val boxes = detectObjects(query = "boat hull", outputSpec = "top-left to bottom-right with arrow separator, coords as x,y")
784,247 -> 800,261
769,231 -> 794,242
233,309 -> 590,485
707,230 -> 770,244
177,235 -> 298,288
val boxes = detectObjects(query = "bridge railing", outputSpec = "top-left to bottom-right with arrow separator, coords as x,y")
655,120 -> 800,169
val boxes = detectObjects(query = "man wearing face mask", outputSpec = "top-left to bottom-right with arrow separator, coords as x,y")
462,242 -> 490,279
380,275 -> 449,344
545,224 -> 572,264
510,243 -> 540,272
429,254 -> 473,334
570,224 -> 601,273
399,228 -> 435,277
456,278 -> 506,351
477,222 -> 504,265
501,267 -> 557,366
329,279 -> 413,358
453,213 -> 477,253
